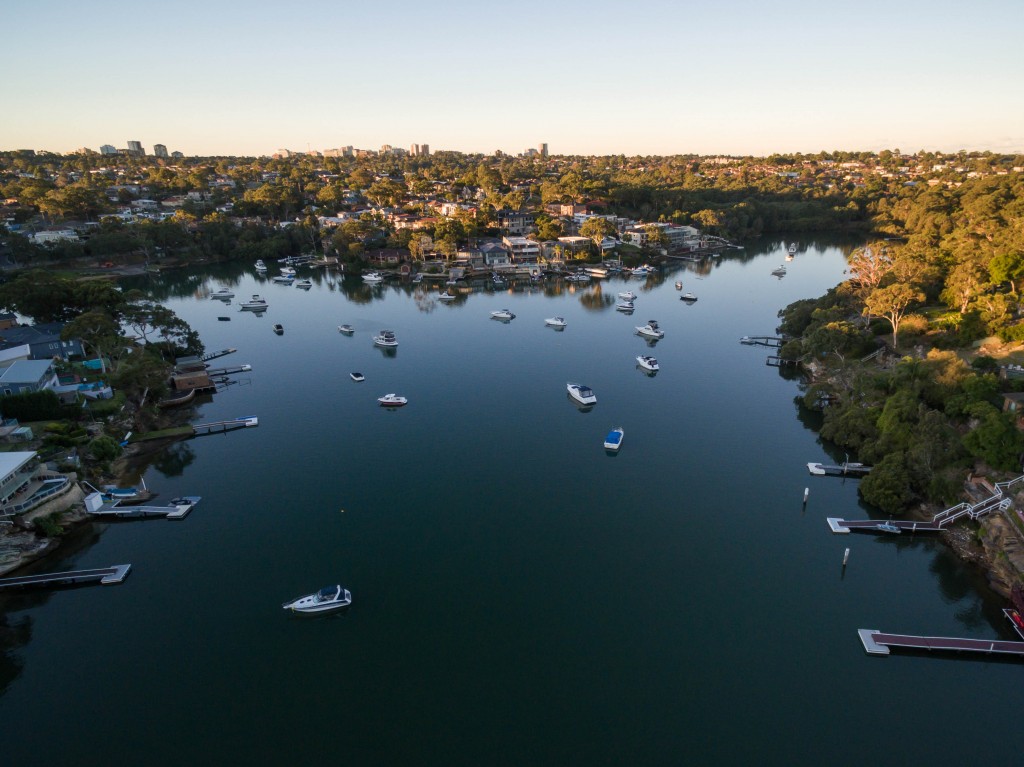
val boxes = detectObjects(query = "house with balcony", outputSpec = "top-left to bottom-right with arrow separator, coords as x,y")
0,450 -> 73,519
0,323 -> 84,361
496,210 -> 535,236
502,236 -> 540,263
0,359 -> 58,396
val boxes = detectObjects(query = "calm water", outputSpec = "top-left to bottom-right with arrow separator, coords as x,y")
1,240 -> 1019,766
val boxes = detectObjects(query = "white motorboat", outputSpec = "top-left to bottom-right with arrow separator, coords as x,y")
282,585 -> 352,615
636,355 -> 659,371
565,271 -> 590,283
630,266 -> 651,277
635,320 -> 664,339
240,295 -> 269,311
378,393 -> 407,407
338,324 -> 355,334
567,382 -> 597,406
616,301 -> 635,312
294,278 -> 313,289
373,330 -> 398,347
680,293 -> 697,302
210,287 -> 234,300
618,291 -> 637,301
788,243 -> 797,256
490,309 -> 516,320
875,520 -> 901,535
272,275 -> 294,283
412,273 -> 424,283
362,271 -> 385,283
771,265 -> 787,276
350,372 -> 365,382
438,291 -> 456,301
255,259 -> 267,271
603,427 -> 624,452
675,281 -> 683,290
740,336 -> 755,345
280,266 -> 297,277
545,317 -> 567,328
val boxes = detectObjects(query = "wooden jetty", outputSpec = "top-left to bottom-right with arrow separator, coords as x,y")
0,564 -> 131,590
740,336 -> 784,347
828,517 -> 940,534
201,347 -> 237,362
858,629 -> 1024,659
84,493 -> 200,520
807,461 -> 872,477
766,355 -> 799,367
192,416 -> 258,436
206,364 -> 251,376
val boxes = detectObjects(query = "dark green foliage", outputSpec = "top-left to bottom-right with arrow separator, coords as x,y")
962,403 -> 1024,471
87,435 -> 122,462
859,452 -> 916,515
0,390 -> 78,421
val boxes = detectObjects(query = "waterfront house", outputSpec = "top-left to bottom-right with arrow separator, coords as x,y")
0,322 -> 84,361
0,359 -> 59,396
502,236 -> 540,263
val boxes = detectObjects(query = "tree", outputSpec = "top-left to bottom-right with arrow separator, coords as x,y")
61,310 -> 122,373
859,451 -> 915,515
941,258 -> 988,314
847,243 -> 892,295
579,217 -> 616,248
988,249 -> 1024,296
863,283 -> 923,347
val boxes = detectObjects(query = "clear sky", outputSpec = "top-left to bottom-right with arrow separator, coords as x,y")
3,0 -> 1023,157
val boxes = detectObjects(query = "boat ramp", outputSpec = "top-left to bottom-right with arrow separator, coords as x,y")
0,564 -> 131,590
84,493 -> 201,520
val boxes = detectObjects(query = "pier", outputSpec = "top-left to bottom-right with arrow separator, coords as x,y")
201,347 -> 236,362
858,629 -> 1024,659
808,461 -> 872,477
0,564 -> 131,590
740,336 -> 785,347
84,493 -> 200,520
192,416 -> 258,436
206,364 -> 251,376
766,355 -> 799,367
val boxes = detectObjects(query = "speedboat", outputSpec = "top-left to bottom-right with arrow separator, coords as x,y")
567,382 -> 597,406
210,287 -> 234,300
630,266 -> 650,277
273,324 -> 283,335
490,309 -> 516,320
438,291 -> 456,301
565,271 -> 590,283
603,427 -> 624,452
680,293 -> 697,302
636,355 -> 659,371
740,336 -> 755,345
378,393 -> 407,407
280,267 -> 297,277
373,330 -> 398,348
771,265 -> 787,276
635,320 -> 664,339
362,271 -> 385,283
616,301 -> 635,312
618,291 -> 637,301
240,295 -> 269,311
282,585 -> 352,615
294,278 -> 313,289
545,317 -> 567,328
255,259 -> 267,272
272,275 -> 294,283
338,324 -> 355,334
875,520 -> 901,534
350,372 -> 365,382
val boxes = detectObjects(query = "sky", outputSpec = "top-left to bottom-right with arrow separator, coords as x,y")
3,0 -> 1023,157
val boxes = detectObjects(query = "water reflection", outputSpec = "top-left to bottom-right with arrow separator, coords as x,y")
151,442 -> 197,478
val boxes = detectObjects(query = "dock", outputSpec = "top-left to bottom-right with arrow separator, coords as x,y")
201,347 -> 237,362
206,364 -> 251,376
858,628 -> 1024,659
808,461 -> 872,477
827,517 -> 940,534
740,336 -> 785,347
0,564 -> 131,590
84,493 -> 200,520
192,416 -> 258,436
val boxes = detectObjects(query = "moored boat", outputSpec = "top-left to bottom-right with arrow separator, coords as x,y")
373,330 -> 398,347
280,266 -> 296,277
567,382 -> 597,406
875,520 -> 901,535
240,295 -> 269,311
618,291 -> 637,301
362,271 -> 385,283
273,324 -> 284,335
490,309 -> 516,320
616,301 -> 635,312
772,265 -> 787,276
635,320 -> 664,339
255,259 -> 267,272
272,275 -> 294,284
350,372 -> 365,382
544,316 -> 567,328
680,293 -> 697,302
603,427 -> 624,452
378,393 -> 407,407
636,355 -> 659,371
282,585 -> 352,615
295,278 -> 312,289
338,324 -> 355,334
438,291 -> 456,301
210,287 -> 234,300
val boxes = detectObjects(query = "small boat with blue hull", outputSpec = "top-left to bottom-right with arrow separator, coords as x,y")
604,427 -> 624,452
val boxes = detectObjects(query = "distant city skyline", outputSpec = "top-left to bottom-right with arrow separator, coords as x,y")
2,0 -> 1022,157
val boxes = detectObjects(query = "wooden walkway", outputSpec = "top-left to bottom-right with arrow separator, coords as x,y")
192,416 -> 258,436
859,629 -> 1024,658
0,564 -> 131,590
86,496 -> 200,520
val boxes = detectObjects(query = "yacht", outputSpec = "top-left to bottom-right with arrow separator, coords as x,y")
545,317 -> 567,328
603,427 -> 624,452
618,291 -> 637,301
350,372 -> 365,382
616,301 -> 635,312
373,330 -> 398,348
636,355 -> 659,371
338,324 -> 355,334
362,271 -> 385,283
567,382 -> 597,406
438,291 -> 456,301
280,266 -> 297,277
240,295 -> 269,311
272,275 -> 294,283
282,585 -> 352,615
630,265 -> 652,277
680,293 -> 698,302
294,278 -> 313,289
788,243 -> 797,256
378,393 -> 408,407
635,320 -> 664,339
210,287 -> 234,300
771,265 -> 787,276
255,259 -> 267,272
490,309 -> 516,321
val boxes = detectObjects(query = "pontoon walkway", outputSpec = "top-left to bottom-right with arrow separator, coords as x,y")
0,564 -> 131,590
858,629 -> 1024,658
85,494 -> 200,520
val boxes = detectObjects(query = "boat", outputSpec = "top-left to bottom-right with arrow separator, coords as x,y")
373,330 -> 398,348
378,393 -> 408,407
217,316 -> 231,321
210,287 -> 234,300
544,317 -> 567,328
636,355 -> 659,371
338,324 -> 355,334
438,291 -> 456,301
635,320 -> 664,339
567,382 -> 597,406
675,281 -> 683,290
618,291 -> 637,301
630,266 -> 651,277
788,243 -> 797,256
350,372 -> 365,382
565,271 -> 590,283
272,275 -> 294,284
680,293 -> 698,302
412,273 -> 423,283
616,301 -> 635,312
240,295 -> 269,311
739,336 -> 755,344
490,309 -> 516,320
255,259 -> 267,271
362,271 -> 385,283
294,278 -> 313,289
584,266 -> 608,278
875,520 -> 901,535
282,585 -> 352,615
273,324 -> 284,335
771,265 -> 787,276
491,272 -> 506,285
280,267 -> 296,277
603,427 -> 624,452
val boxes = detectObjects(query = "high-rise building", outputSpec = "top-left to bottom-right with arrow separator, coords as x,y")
99,144 -> 117,155
153,144 -> 169,158
539,143 -> 548,157
420,144 -> 429,156
410,143 -> 419,156
171,151 -> 184,159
